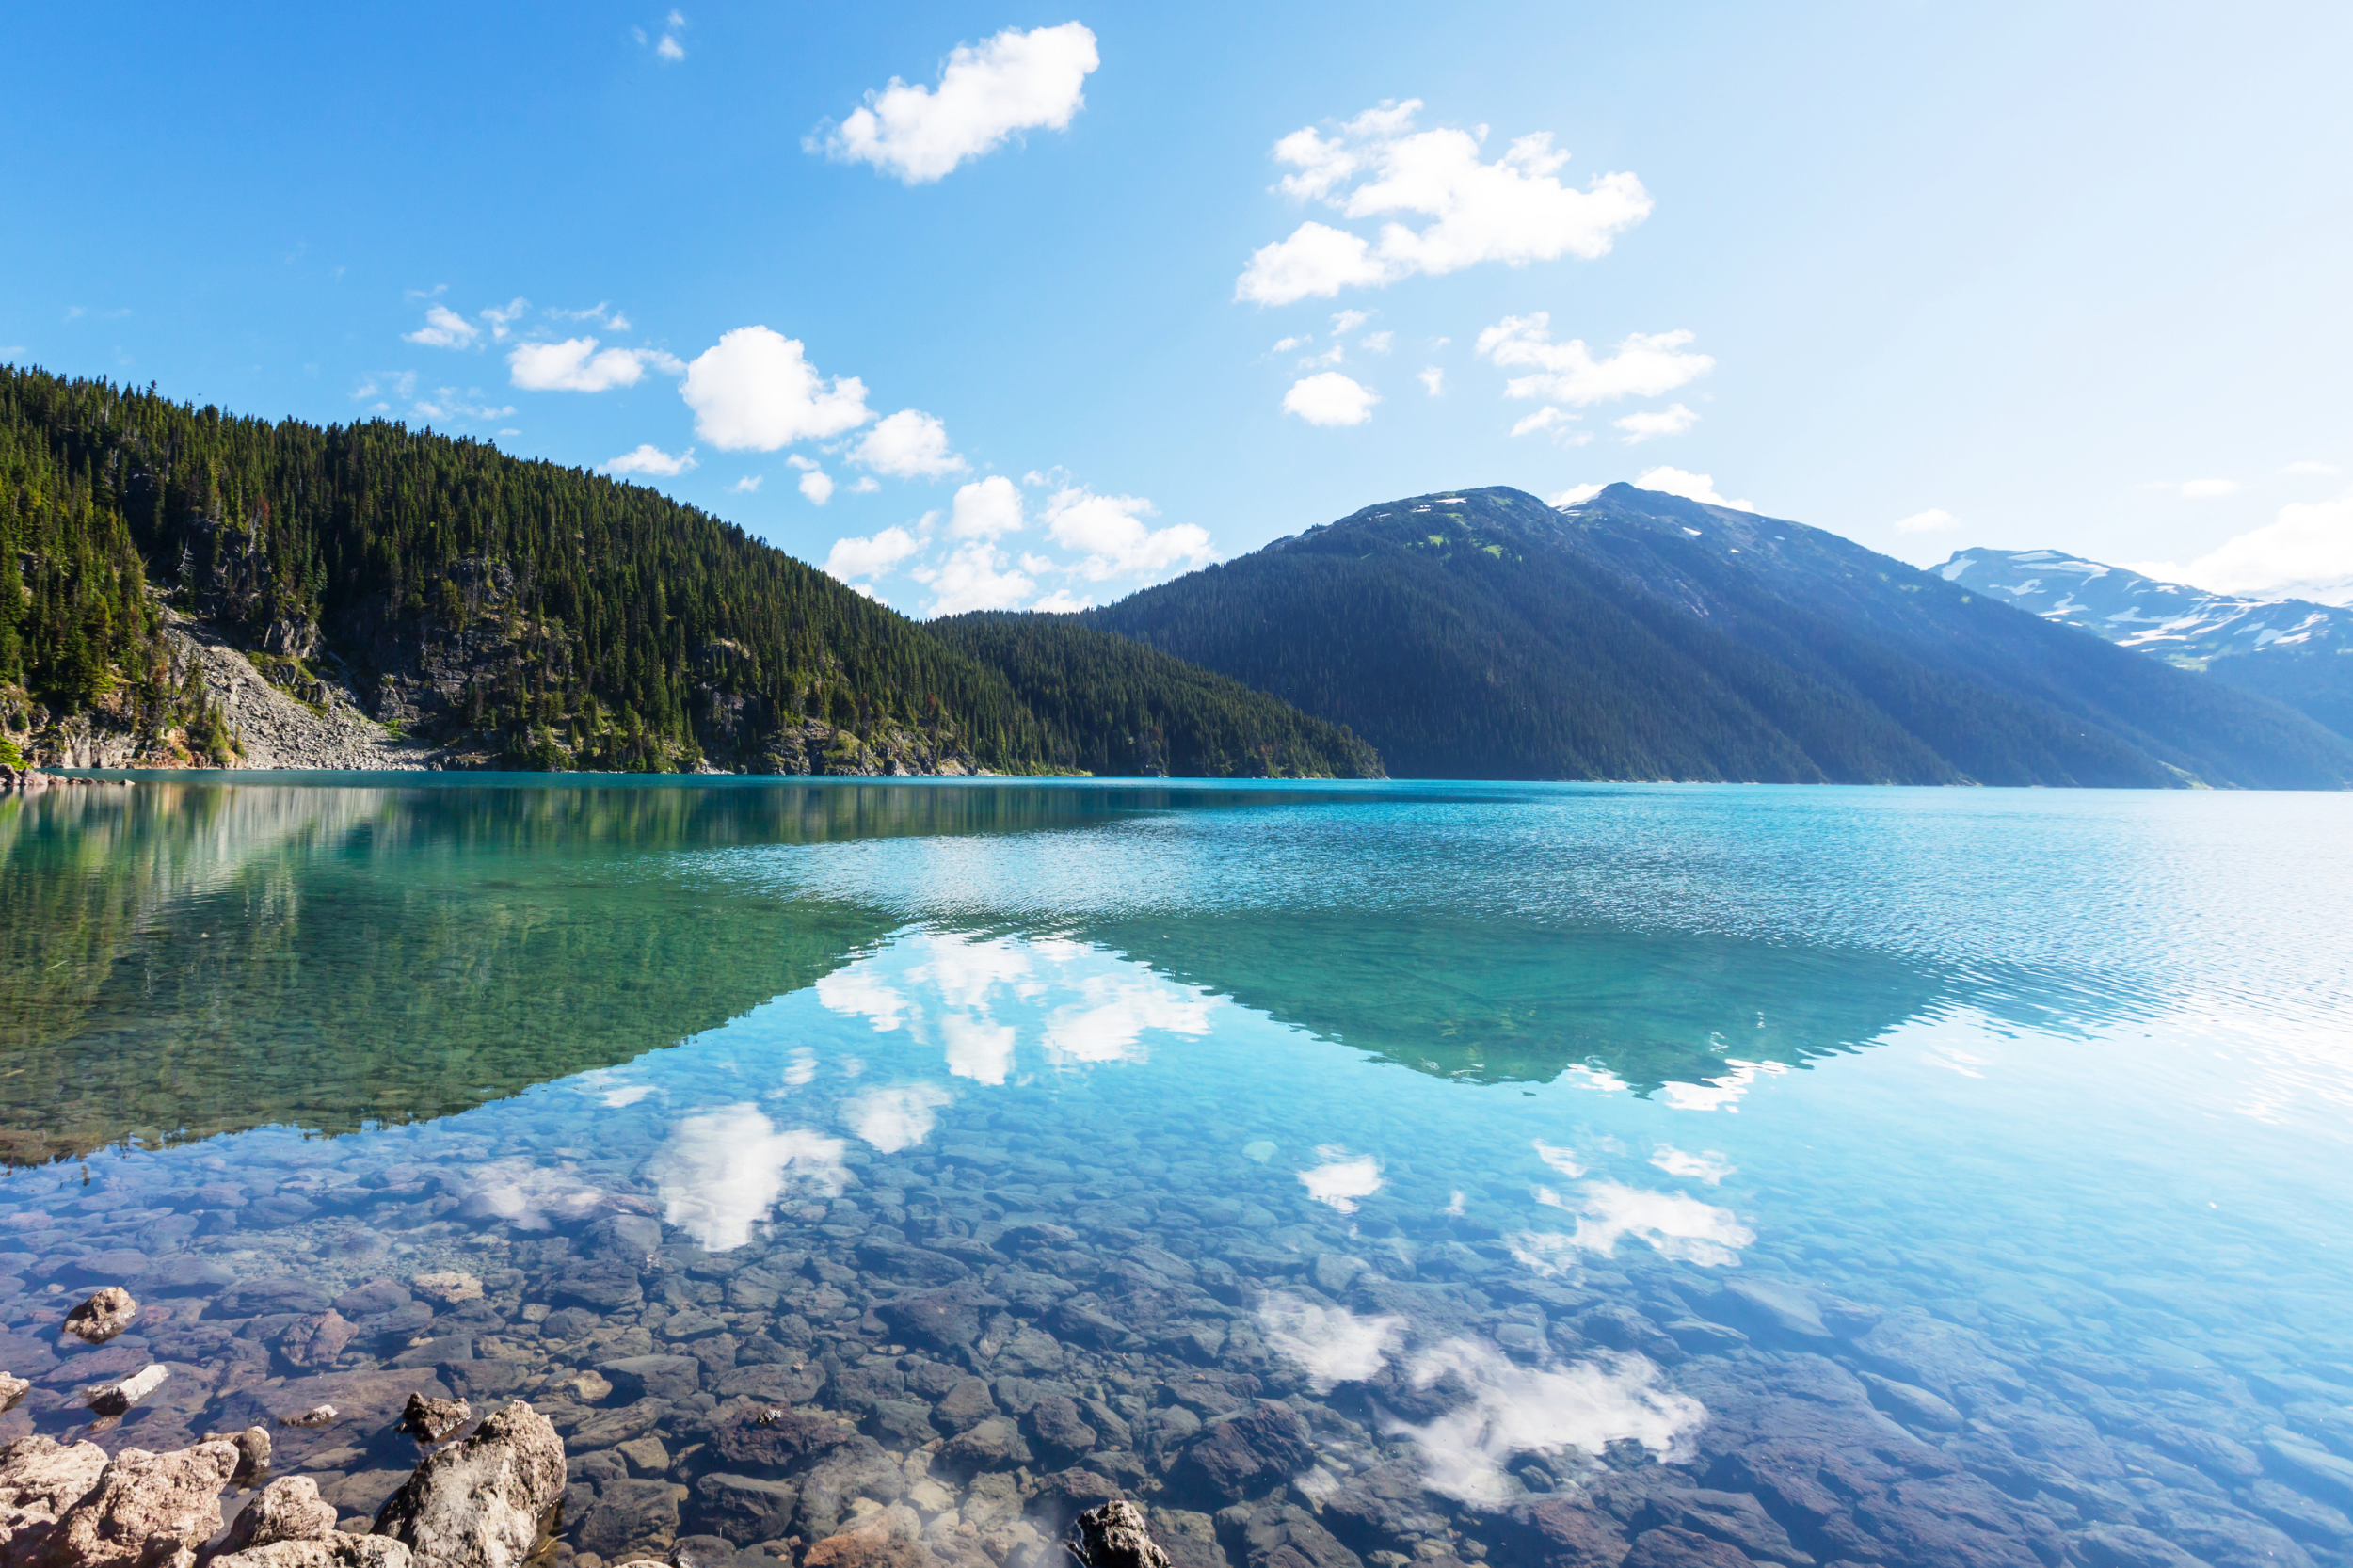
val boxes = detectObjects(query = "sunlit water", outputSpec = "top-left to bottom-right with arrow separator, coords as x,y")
4,777 -> 2351,1568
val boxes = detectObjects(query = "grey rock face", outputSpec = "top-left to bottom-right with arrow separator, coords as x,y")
34,1437 -> 240,1568
64,1287 -> 140,1344
372,1400 -> 567,1568
1070,1498 -> 1172,1568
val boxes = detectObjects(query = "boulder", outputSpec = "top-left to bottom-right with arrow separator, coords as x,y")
936,1417 -> 1032,1478
801,1522 -> 930,1567
1070,1499 -> 1171,1568
85,1363 -> 170,1416
34,1437 -> 240,1568
0,1435 -> 109,1555
64,1288 -> 139,1345
218,1475 -> 339,1554
573,1478 -> 682,1561
215,1427 -> 273,1488
409,1272 -> 483,1305
373,1400 -> 567,1568
687,1472 -> 798,1545
209,1537 -> 414,1568
1174,1403 -> 1314,1503
711,1411 -> 857,1474
399,1393 -> 472,1444
0,1373 -> 27,1410
599,1356 -> 700,1404
280,1312 -> 358,1370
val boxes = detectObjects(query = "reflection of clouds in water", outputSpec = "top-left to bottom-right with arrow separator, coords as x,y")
1527,1179 -> 1753,1267
577,1070 -> 659,1109
1649,1145 -> 1733,1185
814,970 -> 909,1032
784,1048 -> 817,1087
1392,1338 -> 1705,1504
1299,1146 -> 1383,1213
1657,1059 -> 1785,1112
648,1103 -> 848,1252
458,1159 -> 611,1230
1044,973 -> 1212,1065
1242,1140 -> 1276,1163
943,1015 -> 1016,1086
846,1083 -> 952,1152
1532,1139 -> 1585,1178
909,934 -> 1040,1011
1258,1293 -> 1403,1393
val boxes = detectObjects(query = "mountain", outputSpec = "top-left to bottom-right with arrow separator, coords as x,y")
928,612 -> 1381,777
1934,547 -> 2353,741
0,366 -> 1366,778
1080,483 -> 2353,789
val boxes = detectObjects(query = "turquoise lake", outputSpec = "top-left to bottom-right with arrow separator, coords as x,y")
4,776 -> 2351,1568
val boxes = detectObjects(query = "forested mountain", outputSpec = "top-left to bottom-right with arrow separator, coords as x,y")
929,611 -> 1381,777
1936,546 -> 2353,741
0,367 -> 1368,777
1082,484 -> 2353,788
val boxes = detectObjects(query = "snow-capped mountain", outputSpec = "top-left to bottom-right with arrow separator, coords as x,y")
1933,548 -> 2349,668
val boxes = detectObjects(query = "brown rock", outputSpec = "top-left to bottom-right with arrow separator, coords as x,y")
398,1393 -> 472,1444
34,1437 -> 240,1568
218,1475 -> 339,1554
373,1400 -> 566,1568
280,1313 -> 359,1370
65,1288 -> 139,1345
0,1435 -> 110,1555
210,1536 -> 415,1567
1071,1498 -> 1171,1568
803,1521 -> 932,1567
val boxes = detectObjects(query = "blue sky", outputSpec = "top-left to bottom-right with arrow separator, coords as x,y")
8,2 -> 2351,613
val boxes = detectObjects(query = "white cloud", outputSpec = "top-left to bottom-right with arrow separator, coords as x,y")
1257,1295 -> 1404,1394
602,443 -> 696,477
921,539 -> 1036,615
657,31 -> 684,60
824,526 -> 921,584
1272,334 -> 1310,354
2142,478 -> 2240,499
730,475 -> 762,493
1284,371 -> 1379,426
480,298 -> 531,341
1236,99 -> 1652,304
509,337 -> 673,392
648,1104 -> 846,1253
799,469 -> 836,504
1360,329 -> 1394,354
1331,309 -> 1370,335
1041,972 -> 1211,1065
844,1084 -> 952,1153
850,476 -> 880,493
1418,366 -> 1444,396
1893,507 -> 1959,535
406,304 -> 480,349
1634,466 -> 1753,511
853,408 -> 968,478
950,474 -> 1025,539
1477,315 -> 1713,405
1032,588 -> 1089,612
1532,1139 -> 1586,1178
1511,406 -> 1589,441
2283,461 -> 2340,476
817,22 -> 1099,184
941,1012 -> 1016,1084
681,326 -> 872,450
1043,486 -> 1213,580
1551,483 -> 1606,507
1299,1147 -> 1383,1213
2127,489 -> 2353,603
1613,403 -> 1698,442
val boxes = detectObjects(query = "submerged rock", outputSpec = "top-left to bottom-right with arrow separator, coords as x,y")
372,1400 -> 566,1568
399,1393 -> 472,1445
64,1288 -> 139,1345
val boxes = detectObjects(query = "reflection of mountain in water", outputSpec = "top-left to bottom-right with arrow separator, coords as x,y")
2,781 -> 1122,1164
1073,909 -> 2105,1090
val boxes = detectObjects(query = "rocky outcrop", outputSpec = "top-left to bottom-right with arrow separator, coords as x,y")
0,1437 -> 110,1557
371,1401 -> 566,1568
32,1437 -> 239,1568
216,1476 -> 339,1556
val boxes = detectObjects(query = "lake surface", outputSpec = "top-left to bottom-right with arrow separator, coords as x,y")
5,776 -> 2352,1568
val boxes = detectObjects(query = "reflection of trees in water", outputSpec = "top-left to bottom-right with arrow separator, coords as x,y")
1074,910 -> 2124,1091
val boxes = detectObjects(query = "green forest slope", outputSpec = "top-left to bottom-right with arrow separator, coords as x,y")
0,367 -> 1367,777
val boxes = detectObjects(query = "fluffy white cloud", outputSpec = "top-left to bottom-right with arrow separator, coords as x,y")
798,469 -> 836,504
824,526 -> 921,583
1634,466 -> 1754,511
817,22 -> 1098,184
1360,329 -> 1393,354
2143,478 -> 2240,499
844,1084 -> 952,1153
2128,490 -> 2353,603
681,326 -> 872,451
1477,315 -> 1713,405
1531,1177 -> 1754,1266
648,1105 -> 846,1253
920,538 -> 1035,615
1613,403 -> 1698,442
406,304 -> 480,349
480,298 -> 530,340
1511,406 -> 1589,441
1298,1149 -> 1383,1213
1236,99 -> 1652,304
1043,487 -> 1214,580
1551,483 -> 1606,507
730,474 -> 762,493
509,337 -> 674,392
1331,309 -> 1370,335
1418,366 -> 1444,396
1272,334 -> 1310,354
950,474 -> 1025,539
1893,507 -> 1959,535
851,476 -> 880,493
1032,587 -> 1089,613
1257,1294 -> 1403,1394
602,444 -> 696,477
853,408 -> 968,478
1283,371 -> 1379,426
